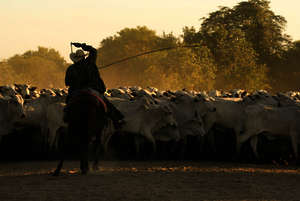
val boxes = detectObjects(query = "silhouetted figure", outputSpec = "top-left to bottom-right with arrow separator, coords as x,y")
65,42 -> 124,128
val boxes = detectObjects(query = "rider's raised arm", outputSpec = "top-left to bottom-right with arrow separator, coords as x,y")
81,43 -> 97,64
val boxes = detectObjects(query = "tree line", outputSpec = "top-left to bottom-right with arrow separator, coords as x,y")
1,0 -> 299,92
0,47 -> 67,89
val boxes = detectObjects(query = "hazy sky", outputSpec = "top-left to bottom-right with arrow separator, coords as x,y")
1,0 -> 300,62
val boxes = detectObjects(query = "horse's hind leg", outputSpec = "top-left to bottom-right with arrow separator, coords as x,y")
80,140 -> 89,175
53,159 -> 65,176
92,133 -> 103,171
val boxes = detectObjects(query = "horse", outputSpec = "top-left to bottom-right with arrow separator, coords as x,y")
53,89 -> 108,175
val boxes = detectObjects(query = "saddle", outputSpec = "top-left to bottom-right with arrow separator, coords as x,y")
64,89 -> 125,128
79,89 -> 108,113
80,89 -> 125,129
64,89 -> 108,123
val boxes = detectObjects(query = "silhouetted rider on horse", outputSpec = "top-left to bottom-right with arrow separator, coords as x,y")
64,42 -> 124,128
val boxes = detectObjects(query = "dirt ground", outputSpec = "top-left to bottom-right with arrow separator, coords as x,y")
0,161 -> 300,201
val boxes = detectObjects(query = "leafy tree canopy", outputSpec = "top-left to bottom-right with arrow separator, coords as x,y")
98,26 -> 216,91
1,47 -> 67,88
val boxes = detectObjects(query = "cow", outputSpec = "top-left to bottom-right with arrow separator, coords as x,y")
21,95 -> 66,153
107,88 -> 133,100
0,94 -> 25,142
104,95 -> 179,158
201,98 -> 245,157
0,85 -> 17,97
239,104 -> 300,161
169,91 -> 206,138
156,91 -> 209,158
275,92 -> 300,107
45,101 -> 67,151
243,90 -> 279,107
14,84 -> 31,99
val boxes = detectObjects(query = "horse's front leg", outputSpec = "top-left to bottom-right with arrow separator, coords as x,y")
53,127 -> 67,176
92,124 -> 105,171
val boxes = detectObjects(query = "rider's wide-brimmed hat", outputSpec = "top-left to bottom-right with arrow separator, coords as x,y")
69,49 -> 86,63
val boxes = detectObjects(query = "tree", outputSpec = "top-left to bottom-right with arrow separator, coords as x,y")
98,26 -> 161,87
183,24 -> 269,90
211,27 -> 269,90
182,1 -> 277,91
22,47 -> 68,72
144,46 -> 216,91
0,62 -> 17,85
200,0 -> 291,64
5,47 -> 67,88
233,0 -> 291,63
98,26 -> 217,91
271,40 -> 300,91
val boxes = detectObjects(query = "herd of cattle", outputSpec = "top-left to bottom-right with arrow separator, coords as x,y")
0,84 -> 300,163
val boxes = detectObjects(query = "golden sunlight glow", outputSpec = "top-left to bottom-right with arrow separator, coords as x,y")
1,0 -> 300,61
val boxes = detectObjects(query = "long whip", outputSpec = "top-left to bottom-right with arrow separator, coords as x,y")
98,44 -> 202,70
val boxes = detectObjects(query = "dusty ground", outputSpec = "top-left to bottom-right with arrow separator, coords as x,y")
0,161 -> 300,201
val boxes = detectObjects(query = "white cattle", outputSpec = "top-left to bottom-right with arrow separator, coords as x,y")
275,93 -> 300,107
169,91 -> 206,139
151,91 -> 211,157
285,91 -> 300,101
230,89 -> 248,98
201,98 -> 245,155
208,90 -> 222,98
14,84 -> 31,99
240,104 -> 300,160
0,85 -> 17,97
0,94 -> 25,142
243,90 -> 279,107
45,101 -> 67,150
22,95 -> 66,151
107,88 -> 133,100
105,95 -> 179,154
